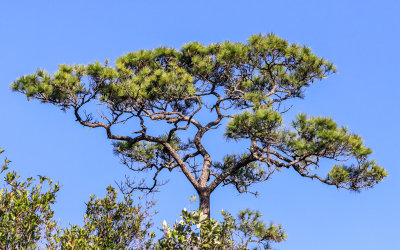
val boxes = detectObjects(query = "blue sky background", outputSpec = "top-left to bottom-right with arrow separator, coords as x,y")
1,1 -> 399,249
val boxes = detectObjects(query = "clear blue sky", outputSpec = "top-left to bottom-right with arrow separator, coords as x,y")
1,1 -> 399,249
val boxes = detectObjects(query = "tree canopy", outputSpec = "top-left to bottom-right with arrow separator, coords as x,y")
11,33 -> 387,217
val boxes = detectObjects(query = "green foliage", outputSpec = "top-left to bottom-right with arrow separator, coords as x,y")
213,154 -> 268,195
0,148 -> 59,249
115,48 -> 195,102
11,34 -> 386,225
158,209 -> 232,249
0,148 -> 285,249
114,132 -> 183,166
236,209 -> 286,249
0,148 -> 157,249
286,114 -> 372,157
326,161 -> 387,190
225,108 -> 283,140
11,33 -> 336,112
276,114 -> 388,190
158,209 -> 286,249
54,186 -> 155,249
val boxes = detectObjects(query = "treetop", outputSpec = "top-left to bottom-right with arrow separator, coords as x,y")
11,33 -> 385,201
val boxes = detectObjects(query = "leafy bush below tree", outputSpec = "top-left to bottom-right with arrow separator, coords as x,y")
0,149 -> 284,249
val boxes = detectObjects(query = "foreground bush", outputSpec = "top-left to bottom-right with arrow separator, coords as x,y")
0,148 -> 59,249
0,149 -> 284,249
159,209 -> 286,249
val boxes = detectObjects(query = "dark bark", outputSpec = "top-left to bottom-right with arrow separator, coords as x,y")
198,188 -> 211,218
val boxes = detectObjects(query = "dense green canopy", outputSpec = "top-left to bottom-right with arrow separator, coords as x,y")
11,34 -> 387,216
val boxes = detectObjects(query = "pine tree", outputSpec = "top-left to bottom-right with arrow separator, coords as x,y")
11,34 -> 387,217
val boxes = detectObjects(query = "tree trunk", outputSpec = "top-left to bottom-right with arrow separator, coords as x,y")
198,189 -> 211,218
